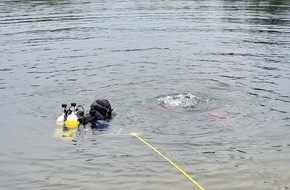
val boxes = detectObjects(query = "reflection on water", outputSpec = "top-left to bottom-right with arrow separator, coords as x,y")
0,0 -> 290,190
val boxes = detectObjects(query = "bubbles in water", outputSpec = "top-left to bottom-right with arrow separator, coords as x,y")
157,93 -> 199,109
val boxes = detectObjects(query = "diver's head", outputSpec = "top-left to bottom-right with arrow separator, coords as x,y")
89,99 -> 113,120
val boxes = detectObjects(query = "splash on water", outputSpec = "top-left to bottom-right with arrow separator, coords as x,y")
157,93 -> 199,109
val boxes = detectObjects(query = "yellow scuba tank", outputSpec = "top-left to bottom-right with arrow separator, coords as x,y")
65,111 -> 80,129
56,103 -> 81,129
64,103 -> 80,129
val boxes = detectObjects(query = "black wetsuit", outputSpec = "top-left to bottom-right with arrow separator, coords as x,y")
81,99 -> 113,129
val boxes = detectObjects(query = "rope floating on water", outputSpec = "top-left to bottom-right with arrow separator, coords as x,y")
130,132 -> 205,190
58,129 -> 205,189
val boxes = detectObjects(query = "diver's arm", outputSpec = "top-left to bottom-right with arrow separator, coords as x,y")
82,114 -> 96,125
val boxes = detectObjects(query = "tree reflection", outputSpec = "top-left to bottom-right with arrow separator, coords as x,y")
1,0 -> 71,7
252,0 -> 289,13
223,0 -> 290,26
0,0 -> 72,13
252,0 -> 289,25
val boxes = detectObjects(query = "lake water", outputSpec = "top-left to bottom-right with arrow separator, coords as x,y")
0,0 -> 290,189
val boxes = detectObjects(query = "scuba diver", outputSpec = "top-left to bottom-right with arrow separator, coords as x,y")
56,99 -> 113,130
80,99 -> 113,129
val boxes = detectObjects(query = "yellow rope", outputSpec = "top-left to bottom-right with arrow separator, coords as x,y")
130,133 -> 205,190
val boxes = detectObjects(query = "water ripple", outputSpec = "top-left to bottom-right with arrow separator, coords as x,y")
1,0 -> 290,189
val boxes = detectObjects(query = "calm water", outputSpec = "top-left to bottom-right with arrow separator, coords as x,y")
1,0 -> 290,189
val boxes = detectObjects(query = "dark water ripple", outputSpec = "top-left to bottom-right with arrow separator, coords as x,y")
0,0 -> 290,190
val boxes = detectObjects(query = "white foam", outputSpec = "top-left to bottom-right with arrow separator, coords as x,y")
158,93 -> 199,108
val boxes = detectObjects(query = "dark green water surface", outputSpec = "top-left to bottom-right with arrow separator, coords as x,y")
0,0 -> 289,189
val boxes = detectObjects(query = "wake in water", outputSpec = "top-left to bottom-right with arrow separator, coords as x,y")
157,93 -> 199,109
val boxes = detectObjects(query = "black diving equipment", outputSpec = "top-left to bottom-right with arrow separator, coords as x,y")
56,99 -> 113,130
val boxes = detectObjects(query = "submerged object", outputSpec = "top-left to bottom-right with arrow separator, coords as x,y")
91,120 -> 110,129
53,128 -> 77,140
